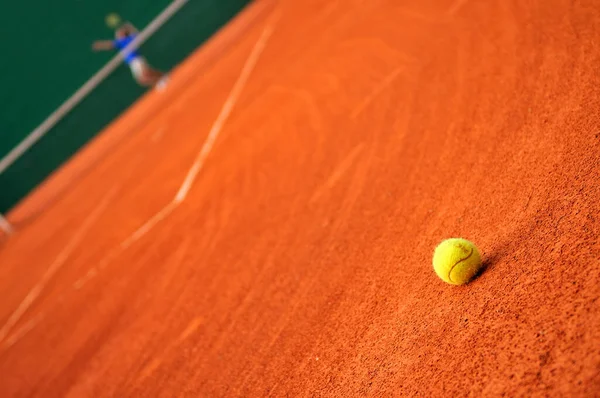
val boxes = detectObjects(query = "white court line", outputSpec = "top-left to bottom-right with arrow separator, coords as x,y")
119,22 -> 275,246
2,313 -> 44,351
175,23 -> 275,202
73,267 -> 98,290
0,187 -> 117,343
120,200 -> 179,249
120,21 -> 275,248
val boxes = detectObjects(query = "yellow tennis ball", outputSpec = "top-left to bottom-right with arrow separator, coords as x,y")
433,238 -> 482,285
105,13 -> 122,29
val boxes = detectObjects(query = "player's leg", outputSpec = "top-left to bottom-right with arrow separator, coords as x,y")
130,57 -> 165,87
131,57 -> 164,87
142,67 -> 164,85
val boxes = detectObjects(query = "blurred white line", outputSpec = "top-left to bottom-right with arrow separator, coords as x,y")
0,187 -> 117,343
121,200 -> 179,249
175,23 -> 275,202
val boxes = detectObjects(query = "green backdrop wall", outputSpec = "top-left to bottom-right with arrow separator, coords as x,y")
0,0 -> 251,213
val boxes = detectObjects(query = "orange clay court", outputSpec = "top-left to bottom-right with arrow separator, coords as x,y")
1,0 -> 599,396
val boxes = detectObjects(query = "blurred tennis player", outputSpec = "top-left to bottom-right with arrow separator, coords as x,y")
92,22 -> 167,89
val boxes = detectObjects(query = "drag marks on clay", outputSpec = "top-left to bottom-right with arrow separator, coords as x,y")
310,143 -> 366,204
270,86 -> 325,132
240,145 -> 377,395
351,67 -> 403,119
136,316 -> 204,383
447,0 -> 470,17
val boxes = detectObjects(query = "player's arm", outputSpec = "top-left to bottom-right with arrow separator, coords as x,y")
92,40 -> 115,51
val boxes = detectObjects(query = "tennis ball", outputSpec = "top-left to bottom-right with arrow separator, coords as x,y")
433,238 -> 482,285
105,13 -> 122,29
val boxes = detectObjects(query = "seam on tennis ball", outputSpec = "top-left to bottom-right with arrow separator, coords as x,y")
448,247 -> 474,283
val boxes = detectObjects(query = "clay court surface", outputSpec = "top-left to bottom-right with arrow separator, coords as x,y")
1,0 -> 600,396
